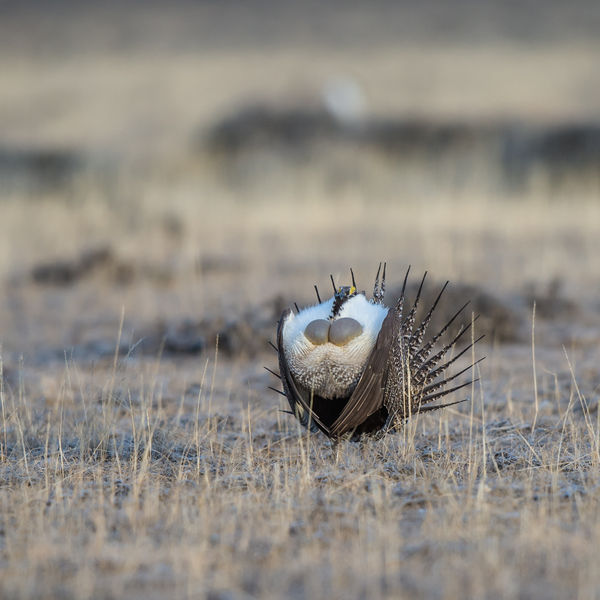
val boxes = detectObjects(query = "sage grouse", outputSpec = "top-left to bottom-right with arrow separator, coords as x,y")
270,265 -> 483,438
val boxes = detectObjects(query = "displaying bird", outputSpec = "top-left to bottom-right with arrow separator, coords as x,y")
269,264 -> 483,439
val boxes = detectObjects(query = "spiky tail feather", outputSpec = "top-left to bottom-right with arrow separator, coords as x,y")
269,267 -> 484,439
383,272 -> 484,428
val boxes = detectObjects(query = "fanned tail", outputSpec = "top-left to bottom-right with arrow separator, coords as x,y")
272,265 -> 484,439
409,281 -> 449,350
384,282 -> 484,426
373,262 -> 387,305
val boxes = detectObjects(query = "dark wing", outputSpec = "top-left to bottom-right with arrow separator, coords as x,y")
329,308 -> 397,437
276,309 -> 332,436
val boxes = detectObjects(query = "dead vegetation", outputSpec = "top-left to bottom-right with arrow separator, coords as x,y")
204,106 -> 600,195
1,333 -> 600,599
2,1 -> 600,598
1,188 -> 599,599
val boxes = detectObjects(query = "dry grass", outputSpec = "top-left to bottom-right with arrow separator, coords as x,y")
1,185 -> 600,599
1,328 -> 600,599
2,2 -> 600,598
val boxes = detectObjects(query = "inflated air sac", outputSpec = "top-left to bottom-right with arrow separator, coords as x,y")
304,319 -> 330,345
328,317 -> 363,346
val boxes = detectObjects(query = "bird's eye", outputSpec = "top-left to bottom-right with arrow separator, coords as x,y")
328,318 -> 363,346
304,319 -> 330,345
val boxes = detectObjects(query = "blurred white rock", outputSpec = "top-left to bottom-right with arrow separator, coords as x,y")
321,78 -> 367,127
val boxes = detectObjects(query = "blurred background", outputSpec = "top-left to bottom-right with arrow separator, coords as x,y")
0,0 -> 599,363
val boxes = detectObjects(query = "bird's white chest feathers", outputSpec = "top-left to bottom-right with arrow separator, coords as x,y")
282,294 -> 389,399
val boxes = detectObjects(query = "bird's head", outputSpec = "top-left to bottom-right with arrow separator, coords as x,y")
331,285 -> 358,318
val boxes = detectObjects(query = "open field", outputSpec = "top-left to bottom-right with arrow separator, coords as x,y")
2,2 -> 600,599
2,178 -> 600,600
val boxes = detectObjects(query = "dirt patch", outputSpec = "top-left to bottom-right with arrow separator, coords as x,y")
524,278 -> 580,319
29,245 -> 173,286
0,146 -> 86,191
31,246 -> 114,285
